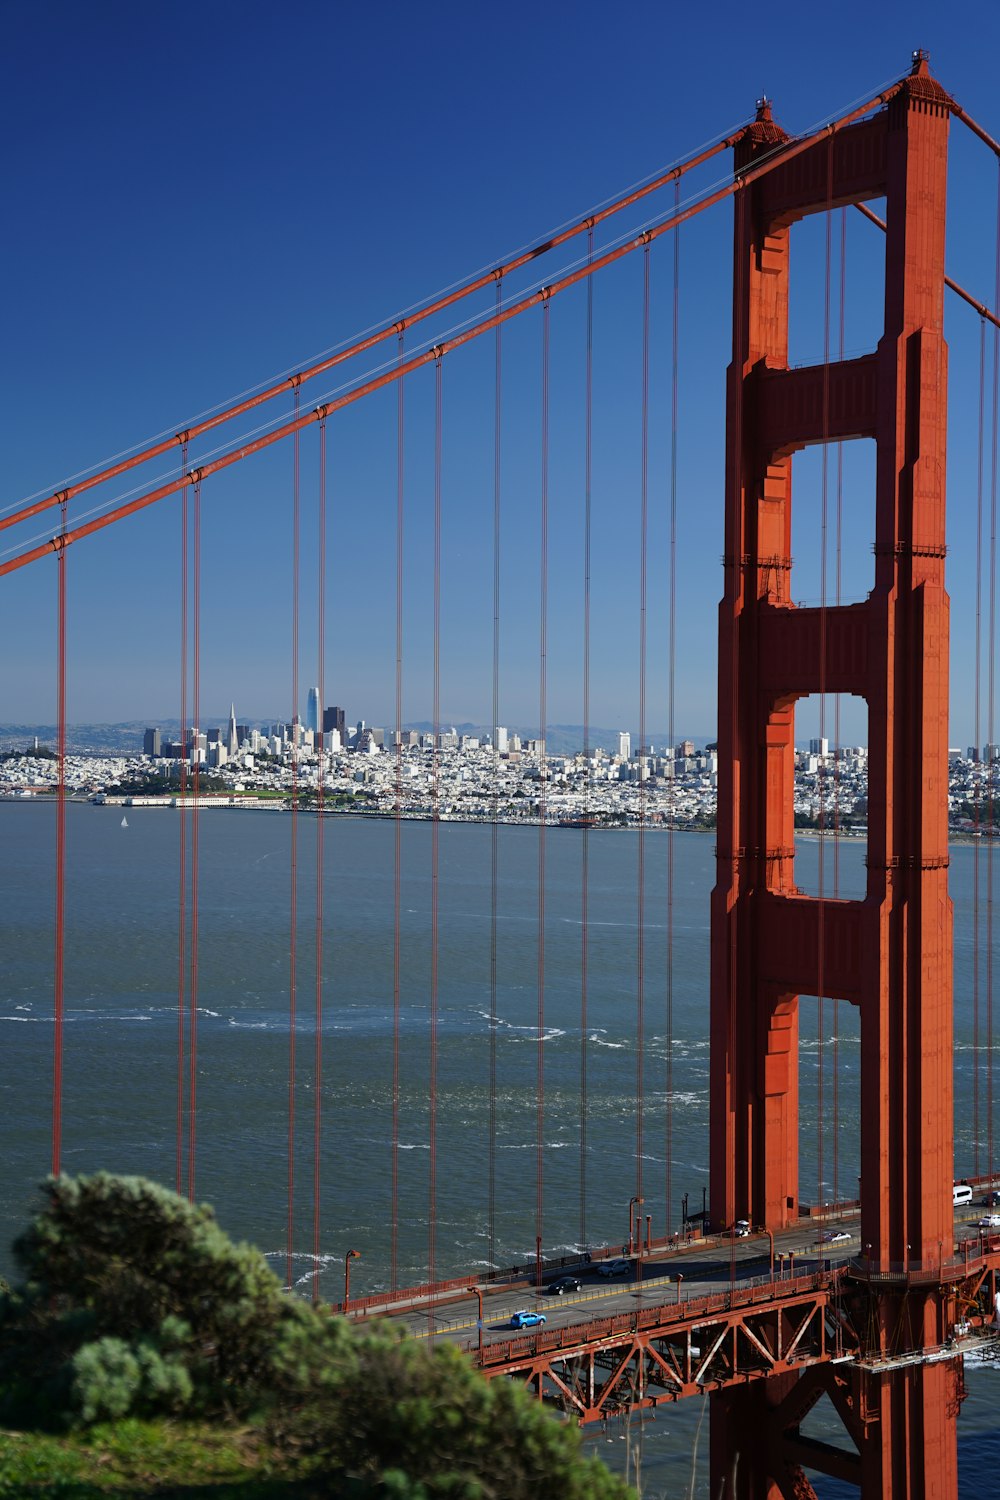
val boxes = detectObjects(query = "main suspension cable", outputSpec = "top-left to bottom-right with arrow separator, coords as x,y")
4,128 -> 752,537
3,85 -> 908,580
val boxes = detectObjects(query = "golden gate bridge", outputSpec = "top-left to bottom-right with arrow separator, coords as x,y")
4,49 -> 1000,1499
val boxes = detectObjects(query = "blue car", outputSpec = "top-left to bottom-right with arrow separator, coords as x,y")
509,1309 -> 547,1329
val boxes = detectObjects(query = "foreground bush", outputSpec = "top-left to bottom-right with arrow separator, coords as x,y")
0,1173 -> 630,1498
275,1323 -> 631,1499
0,1172 -> 352,1424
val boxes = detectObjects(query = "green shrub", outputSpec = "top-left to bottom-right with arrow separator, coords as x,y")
0,1172 -> 350,1426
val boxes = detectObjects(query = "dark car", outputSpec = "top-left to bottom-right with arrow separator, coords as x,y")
981,1190 -> 1000,1206
547,1275 -> 582,1295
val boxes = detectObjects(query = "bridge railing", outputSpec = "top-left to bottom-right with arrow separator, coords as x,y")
335,1244 -> 630,1316
473,1268 -> 840,1366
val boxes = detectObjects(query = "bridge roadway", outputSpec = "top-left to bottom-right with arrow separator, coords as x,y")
353,1201 -> 1000,1352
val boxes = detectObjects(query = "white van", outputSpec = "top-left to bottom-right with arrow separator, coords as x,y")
953,1184 -> 973,1206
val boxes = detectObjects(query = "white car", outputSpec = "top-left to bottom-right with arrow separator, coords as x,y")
977,1214 -> 1000,1230
598,1258 -> 631,1277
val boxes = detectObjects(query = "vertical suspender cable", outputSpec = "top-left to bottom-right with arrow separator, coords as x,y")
666,181 -> 680,1236
536,296 -> 550,1287
288,389 -> 301,1284
188,476 -> 202,1201
52,499 -> 68,1177
815,142 -> 834,1214
489,277 -> 502,1270
391,331 -> 404,1292
177,446 -> 188,1195
832,208 -> 845,1209
580,228 -> 593,1251
989,165 -> 1000,1185
636,243 -> 651,1226
974,320 -> 986,1180
429,356 -> 443,1291
313,416 -> 327,1302
728,180 -> 748,1258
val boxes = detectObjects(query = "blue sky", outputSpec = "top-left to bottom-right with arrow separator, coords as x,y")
2,0 -> 999,746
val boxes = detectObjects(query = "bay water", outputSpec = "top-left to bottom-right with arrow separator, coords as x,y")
1,803 -> 996,1493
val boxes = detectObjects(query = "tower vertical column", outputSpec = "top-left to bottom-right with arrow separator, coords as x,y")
710,99 -> 793,1235
709,54 -> 959,1499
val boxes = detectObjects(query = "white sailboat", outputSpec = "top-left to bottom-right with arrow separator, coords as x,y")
121,815 -> 128,828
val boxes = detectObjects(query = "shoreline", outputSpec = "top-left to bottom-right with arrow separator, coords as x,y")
1,795 -> 992,845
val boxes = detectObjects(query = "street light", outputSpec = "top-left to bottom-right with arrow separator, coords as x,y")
469,1286 -> 484,1354
628,1196 -> 643,1255
764,1227 -> 775,1283
344,1248 -> 361,1310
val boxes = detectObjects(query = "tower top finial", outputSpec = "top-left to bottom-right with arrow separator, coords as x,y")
755,95 -> 773,122
911,48 -> 930,76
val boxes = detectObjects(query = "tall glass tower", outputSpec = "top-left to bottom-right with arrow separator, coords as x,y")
306,686 -> 320,735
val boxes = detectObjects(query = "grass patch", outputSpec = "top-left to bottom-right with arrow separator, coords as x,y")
0,1419 -> 321,1496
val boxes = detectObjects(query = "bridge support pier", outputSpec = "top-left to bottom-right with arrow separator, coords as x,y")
710,54 -> 958,1498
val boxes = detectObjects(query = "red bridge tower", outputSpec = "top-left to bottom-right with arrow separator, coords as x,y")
710,54 -> 961,1497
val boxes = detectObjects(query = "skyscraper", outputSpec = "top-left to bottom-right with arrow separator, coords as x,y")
306,687 -> 320,735
323,705 -> 346,743
618,731 -> 631,761
226,704 -> 239,758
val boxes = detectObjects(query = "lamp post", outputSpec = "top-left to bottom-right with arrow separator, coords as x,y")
628,1196 -> 643,1255
344,1248 -> 361,1310
469,1286 -> 484,1354
764,1227 -> 774,1284
676,1272 -> 684,1304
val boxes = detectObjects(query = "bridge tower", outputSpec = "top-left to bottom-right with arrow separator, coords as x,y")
710,54 -> 961,1498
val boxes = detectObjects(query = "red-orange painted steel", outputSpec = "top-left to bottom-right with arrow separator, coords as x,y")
710,54 -> 960,1499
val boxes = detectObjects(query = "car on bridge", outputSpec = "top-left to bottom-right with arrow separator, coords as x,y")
508,1309 -> 547,1329
547,1275 -> 582,1295
981,1190 -> 1000,1206
821,1230 -> 852,1243
598,1258 -> 631,1277
977,1214 -> 1000,1229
